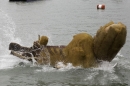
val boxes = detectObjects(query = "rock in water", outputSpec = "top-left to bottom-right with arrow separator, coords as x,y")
64,33 -> 97,68
93,21 -> 127,62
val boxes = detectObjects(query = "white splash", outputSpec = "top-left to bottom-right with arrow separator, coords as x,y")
0,55 -> 21,69
55,62 -> 79,71
0,9 -> 21,69
35,62 -> 81,72
0,9 -> 21,54
84,60 -> 120,85
94,61 -> 117,73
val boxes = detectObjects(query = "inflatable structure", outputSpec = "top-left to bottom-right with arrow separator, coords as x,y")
9,21 -> 127,68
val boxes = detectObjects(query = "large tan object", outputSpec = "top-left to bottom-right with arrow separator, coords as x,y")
9,21 -> 127,68
93,21 -> 127,62
64,33 -> 97,68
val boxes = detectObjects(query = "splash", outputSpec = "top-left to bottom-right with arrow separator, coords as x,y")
0,9 -> 21,69
0,55 -> 22,69
55,62 -> 81,71
83,59 -> 121,85
35,62 -> 81,72
83,52 -> 124,85
0,9 -> 21,54
94,61 -> 117,73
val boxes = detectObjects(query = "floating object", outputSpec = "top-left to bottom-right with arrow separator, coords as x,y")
9,0 -> 36,1
9,21 -> 127,68
9,0 -> 26,1
97,4 -> 105,9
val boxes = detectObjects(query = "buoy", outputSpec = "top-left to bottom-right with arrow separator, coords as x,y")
97,4 -> 105,9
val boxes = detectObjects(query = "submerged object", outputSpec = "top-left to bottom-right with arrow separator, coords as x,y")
97,4 -> 105,9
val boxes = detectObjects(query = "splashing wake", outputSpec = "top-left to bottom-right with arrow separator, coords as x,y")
0,9 -> 21,69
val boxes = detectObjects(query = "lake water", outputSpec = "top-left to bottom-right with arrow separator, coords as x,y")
0,0 -> 130,86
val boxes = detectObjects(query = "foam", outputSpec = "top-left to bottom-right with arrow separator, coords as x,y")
0,9 -> 21,69
0,9 -> 21,55
0,55 -> 21,69
94,61 -> 116,73
35,62 -> 81,72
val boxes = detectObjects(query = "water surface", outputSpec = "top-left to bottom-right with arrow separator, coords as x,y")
0,0 -> 130,85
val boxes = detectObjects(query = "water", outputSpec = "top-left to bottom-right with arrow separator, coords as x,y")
0,0 -> 130,85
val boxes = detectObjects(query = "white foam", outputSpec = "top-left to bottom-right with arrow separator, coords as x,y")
84,61 -> 120,85
94,61 -> 116,73
113,51 -> 130,69
0,9 -> 20,42
0,9 -> 21,54
0,55 -> 21,69
0,9 -> 21,69
55,62 -> 80,71
117,50 -> 124,57
35,62 -> 81,72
